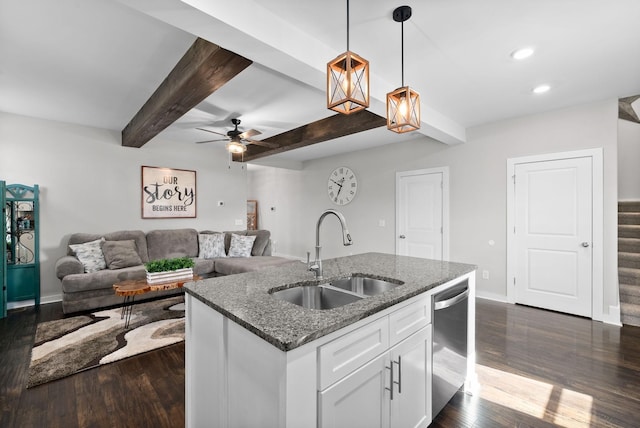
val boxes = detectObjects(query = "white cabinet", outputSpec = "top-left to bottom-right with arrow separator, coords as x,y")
390,327 -> 431,428
319,352 -> 390,428
185,275 -> 473,428
318,296 -> 432,428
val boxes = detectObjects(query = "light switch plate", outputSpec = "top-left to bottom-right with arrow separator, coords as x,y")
235,219 -> 243,226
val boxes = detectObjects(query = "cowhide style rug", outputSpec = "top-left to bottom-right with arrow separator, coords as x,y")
27,296 -> 185,388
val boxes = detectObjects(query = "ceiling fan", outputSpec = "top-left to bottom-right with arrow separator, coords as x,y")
195,118 -> 277,154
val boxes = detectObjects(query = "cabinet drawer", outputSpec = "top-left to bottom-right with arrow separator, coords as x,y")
389,296 -> 430,346
319,317 -> 389,390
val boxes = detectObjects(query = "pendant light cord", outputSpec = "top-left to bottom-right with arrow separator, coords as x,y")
346,0 -> 350,51
401,19 -> 405,87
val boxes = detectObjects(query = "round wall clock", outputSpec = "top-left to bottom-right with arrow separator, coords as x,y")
327,166 -> 358,205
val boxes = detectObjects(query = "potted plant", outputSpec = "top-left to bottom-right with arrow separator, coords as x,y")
145,256 -> 195,284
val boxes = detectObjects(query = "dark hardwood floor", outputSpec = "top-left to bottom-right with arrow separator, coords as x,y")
1,299 -> 639,427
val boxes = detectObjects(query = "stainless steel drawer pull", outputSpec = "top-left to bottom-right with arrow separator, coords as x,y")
393,356 -> 402,394
385,364 -> 394,400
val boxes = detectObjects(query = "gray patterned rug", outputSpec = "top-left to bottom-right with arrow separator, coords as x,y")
27,296 -> 185,388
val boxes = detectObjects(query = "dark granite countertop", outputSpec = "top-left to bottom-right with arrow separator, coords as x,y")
184,252 -> 476,351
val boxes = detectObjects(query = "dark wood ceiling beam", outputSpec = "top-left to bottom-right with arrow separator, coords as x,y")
236,110 -> 387,162
122,38 -> 252,148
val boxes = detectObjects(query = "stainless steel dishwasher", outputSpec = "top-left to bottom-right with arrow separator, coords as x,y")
432,280 -> 469,418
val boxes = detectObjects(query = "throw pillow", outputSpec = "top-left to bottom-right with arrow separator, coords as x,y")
198,233 -> 226,259
101,240 -> 143,269
69,238 -> 106,273
228,233 -> 256,258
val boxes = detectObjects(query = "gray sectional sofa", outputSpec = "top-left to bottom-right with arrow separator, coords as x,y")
55,228 -> 292,314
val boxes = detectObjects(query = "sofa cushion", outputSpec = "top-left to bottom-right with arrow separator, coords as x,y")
146,228 -> 199,261
223,230 -> 271,256
104,230 -> 149,263
213,256 -> 294,276
69,238 -> 106,273
101,240 -> 143,269
198,233 -> 226,259
228,233 -> 256,257
66,233 -> 103,255
61,265 -> 147,293
192,257 -> 216,276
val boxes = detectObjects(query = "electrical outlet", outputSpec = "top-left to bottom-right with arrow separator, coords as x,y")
378,219 -> 386,227
235,219 -> 243,226
482,270 -> 489,280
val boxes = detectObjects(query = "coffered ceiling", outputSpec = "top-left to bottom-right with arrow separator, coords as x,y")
2,0 -> 639,166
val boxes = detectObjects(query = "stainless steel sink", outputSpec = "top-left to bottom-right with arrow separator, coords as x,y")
327,276 -> 403,296
271,285 -> 362,310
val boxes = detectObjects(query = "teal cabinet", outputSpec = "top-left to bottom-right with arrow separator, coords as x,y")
3,183 -> 40,315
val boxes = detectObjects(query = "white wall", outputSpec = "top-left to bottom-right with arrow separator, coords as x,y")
1,112 -> 247,302
249,99 -> 619,316
618,118 -> 640,200
246,165 -> 304,258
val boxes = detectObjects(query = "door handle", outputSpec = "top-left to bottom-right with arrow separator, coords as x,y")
399,235 -> 406,239
581,242 -> 590,248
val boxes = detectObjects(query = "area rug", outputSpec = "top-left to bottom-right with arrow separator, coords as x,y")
27,296 -> 185,388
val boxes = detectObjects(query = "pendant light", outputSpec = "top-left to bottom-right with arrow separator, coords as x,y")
387,5 -> 420,133
327,0 -> 370,114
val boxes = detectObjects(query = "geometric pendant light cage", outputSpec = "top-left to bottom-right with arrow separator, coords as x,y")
387,85 -> 420,133
327,0 -> 370,114
387,5 -> 420,133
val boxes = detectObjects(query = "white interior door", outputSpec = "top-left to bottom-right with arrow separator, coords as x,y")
396,168 -> 448,260
513,157 -> 593,317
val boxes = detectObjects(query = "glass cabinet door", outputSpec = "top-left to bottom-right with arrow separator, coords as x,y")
6,200 -> 36,265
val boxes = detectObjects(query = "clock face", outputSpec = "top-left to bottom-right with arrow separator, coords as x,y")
328,167 -> 358,205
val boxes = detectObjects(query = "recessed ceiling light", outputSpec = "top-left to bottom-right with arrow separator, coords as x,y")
532,84 -> 551,94
511,48 -> 534,60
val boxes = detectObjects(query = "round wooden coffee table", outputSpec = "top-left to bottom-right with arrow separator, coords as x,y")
113,276 -> 200,328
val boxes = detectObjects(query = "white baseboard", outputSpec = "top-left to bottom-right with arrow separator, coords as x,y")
602,303 -> 622,326
475,291 -> 508,303
7,294 -> 62,310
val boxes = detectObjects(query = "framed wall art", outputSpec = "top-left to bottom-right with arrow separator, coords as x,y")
141,166 -> 196,218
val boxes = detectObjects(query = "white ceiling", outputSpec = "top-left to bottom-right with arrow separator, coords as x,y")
2,0 -> 639,166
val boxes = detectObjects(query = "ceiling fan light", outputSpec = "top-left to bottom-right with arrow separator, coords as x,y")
327,51 -> 370,114
226,141 -> 246,154
387,86 -> 420,133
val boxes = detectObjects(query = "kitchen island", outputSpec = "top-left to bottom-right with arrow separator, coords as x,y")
184,252 -> 476,428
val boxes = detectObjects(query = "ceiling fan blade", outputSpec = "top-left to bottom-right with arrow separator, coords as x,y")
244,138 -> 279,149
238,129 -> 261,139
195,138 -> 228,144
196,127 -> 227,137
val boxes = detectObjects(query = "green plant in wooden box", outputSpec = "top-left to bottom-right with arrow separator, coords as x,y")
145,257 -> 195,284
145,257 -> 195,273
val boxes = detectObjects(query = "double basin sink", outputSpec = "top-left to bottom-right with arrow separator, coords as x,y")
271,276 -> 404,310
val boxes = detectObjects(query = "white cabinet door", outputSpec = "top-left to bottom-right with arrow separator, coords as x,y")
319,353 -> 390,428
391,327 -> 432,428
319,326 -> 432,428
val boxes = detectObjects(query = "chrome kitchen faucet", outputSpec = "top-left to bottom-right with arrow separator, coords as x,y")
308,209 -> 352,280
